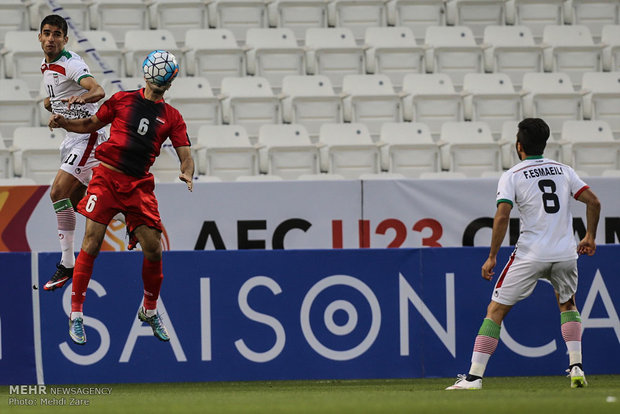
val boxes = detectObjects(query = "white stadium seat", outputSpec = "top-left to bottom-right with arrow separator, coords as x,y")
482,25 -> 543,88
123,30 -> 182,77
601,24 -> 620,72
267,0 -> 329,41
196,124 -> 259,181
207,0 -> 269,42
561,120 -> 620,176
542,25 -> 603,88
0,1 -> 30,48
341,74 -> 402,137
2,30 -> 45,97
379,122 -> 441,177
386,0 -> 445,40
219,76 -> 280,137
89,0 -> 150,46
0,134 -> 11,179
364,26 -> 424,89
149,0 -> 208,44
305,27 -> 365,89
582,71 -> 620,137
245,28 -> 305,90
521,72 -> 584,134
505,0 -> 565,40
30,0 -> 91,32
318,123 -> 381,178
567,0 -> 620,41
401,73 -> 463,137
166,77 -> 220,141
257,124 -> 320,179
462,73 -> 521,137
184,29 -> 245,90
67,30 -> 124,78
280,75 -> 342,138
424,26 -> 486,89
439,121 -> 502,177
12,127 -> 65,184
445,0 -> 509,41
328,0 -> 388,42
0,79 -> 37,140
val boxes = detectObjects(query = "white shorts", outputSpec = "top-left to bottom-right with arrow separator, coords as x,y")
491,251 -> 578,306
59,129 -> 107,185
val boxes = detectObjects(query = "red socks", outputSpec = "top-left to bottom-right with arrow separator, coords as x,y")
142,257 -> 163,310
71,249 -> 96,313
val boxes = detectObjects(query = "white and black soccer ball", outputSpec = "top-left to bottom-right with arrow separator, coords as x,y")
142,50 -> 179,86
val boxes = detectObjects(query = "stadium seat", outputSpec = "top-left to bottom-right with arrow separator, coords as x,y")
150,141 -> 187,183
318,123 -> 381,178
500,120 -> 563,168
219,76 -> 280,137
245,28 -> 305,90
561,120 -> 620,175
257,124 -> 320,179
521,72 -> 584,135
0,1 -> 30,48
0,134 -> 11,179
148,0 -> 208,44
505,0 -> 565,40
542,25 -> 603,88
462,73 -> 521,138
379,122 -> 441,177
123,30 -> 182,78
166,77 -> 220,142
89,0 -> 150,46
2,30 -> 45,97
29,0 -> 91,32
207,0 -> 269,42
280,75 -> 342,139
305,27 -> 365,89
327,0 -> 388,42
11,126 -> 65,184
601,24 -> 620,71
341,74 -> 402,137
582,71 -> 620,137
482,25 -> 543,89
364,26 -> 424,89
401,73 -> 463,138
567,0 -> 620,41
67,30 -> 124,79
386,0 -> 445,40
445,0 -> 508,41
439,121 -> 502,177
267,0 -> 329,41
0,79 -> 37,140
184,29 -> 245,91
424,26 -> 486,89
195,124 -> 259,181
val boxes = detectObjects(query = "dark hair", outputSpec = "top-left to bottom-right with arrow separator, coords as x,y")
517,118 -> 550,156
40,15 -> 68,37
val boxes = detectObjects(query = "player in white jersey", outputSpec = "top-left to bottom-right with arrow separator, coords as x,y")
39,15 -> 106,291
446,118 -> 601,390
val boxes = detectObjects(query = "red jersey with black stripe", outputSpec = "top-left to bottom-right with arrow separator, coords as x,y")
94,88 -> 190,177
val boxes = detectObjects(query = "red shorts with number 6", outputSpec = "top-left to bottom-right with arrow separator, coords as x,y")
77,164 -> 162,235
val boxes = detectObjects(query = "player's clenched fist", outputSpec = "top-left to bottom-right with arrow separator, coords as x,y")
48,113 -> 66,129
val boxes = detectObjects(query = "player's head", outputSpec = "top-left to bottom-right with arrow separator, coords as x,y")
39,15 -> 68,60
516,118 -> 550,157
40,15 -> 68,37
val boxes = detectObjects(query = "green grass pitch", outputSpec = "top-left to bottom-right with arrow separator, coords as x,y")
2,375 -> 619,414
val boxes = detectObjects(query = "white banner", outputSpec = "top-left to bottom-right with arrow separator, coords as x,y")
18,177 -> 620,252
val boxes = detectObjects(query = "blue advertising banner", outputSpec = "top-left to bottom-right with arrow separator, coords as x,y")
0,253 -> 37,385
35,246 -> 619,384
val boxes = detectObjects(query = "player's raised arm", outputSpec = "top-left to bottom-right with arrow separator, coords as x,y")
63,76 -> 105,109
176,146 -> 194,192
49,113 -> 106,134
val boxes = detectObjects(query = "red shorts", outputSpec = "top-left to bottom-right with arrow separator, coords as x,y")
77,164 -> 162,235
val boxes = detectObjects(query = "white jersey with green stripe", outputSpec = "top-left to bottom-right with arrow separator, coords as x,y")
496,156 -> 588,262
41,49 -> 98,120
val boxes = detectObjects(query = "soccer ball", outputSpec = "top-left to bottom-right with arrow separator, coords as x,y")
142,50 -> 179,86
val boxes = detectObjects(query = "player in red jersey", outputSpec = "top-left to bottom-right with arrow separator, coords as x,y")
48,51 -> 193,345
